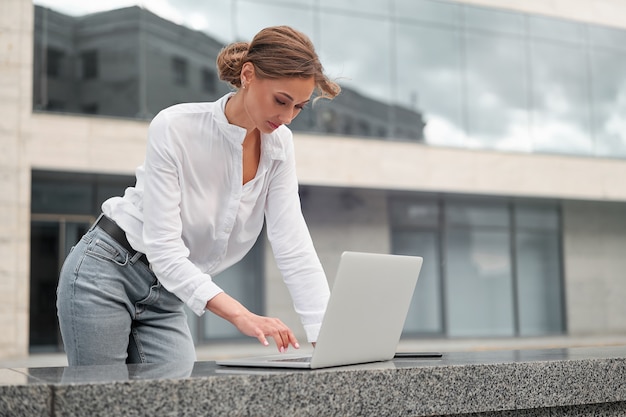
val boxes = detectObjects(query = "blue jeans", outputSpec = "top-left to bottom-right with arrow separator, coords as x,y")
56,222 -> 196,365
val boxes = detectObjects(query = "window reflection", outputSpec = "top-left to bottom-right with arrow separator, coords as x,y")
515,204 -> 564,336
171,57 -> 188,86
393,230 -> 442,335
396,23 -> 462,146
394,0 -> 460,26
81,50 -> 98,80
389,196 -> 564,337
319,11 -> 392,107
531,40 -> 592,155
464,32 -> 530,151
32,0 -> 626,159
446,228 -> 514,337
319,0 -> 389,16
529,15 -> 585,44
590,47 -> 626,158
234,1 -> 314,44
463,5 -> 524,36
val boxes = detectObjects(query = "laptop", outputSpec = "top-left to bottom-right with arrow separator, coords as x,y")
216,251 -> 423,369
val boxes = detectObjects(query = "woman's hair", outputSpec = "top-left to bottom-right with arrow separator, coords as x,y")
217,26 -> 340,101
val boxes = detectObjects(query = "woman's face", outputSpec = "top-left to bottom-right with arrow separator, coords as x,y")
243,66 -> 316,134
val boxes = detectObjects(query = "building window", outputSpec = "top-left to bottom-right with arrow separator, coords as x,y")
81,50 -> 98,80
29,169 -> 263,350
390,196 -> 564,338
81,103 -> 99,114
30,170 -> 135,351
201,68 -> 217,93
172,57 -> 188,85
46,100 -> 65,111
46,47 -> 64,78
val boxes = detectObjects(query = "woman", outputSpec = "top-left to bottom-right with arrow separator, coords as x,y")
56,25 -> 341,365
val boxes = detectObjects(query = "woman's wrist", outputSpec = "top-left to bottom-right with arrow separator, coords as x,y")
206,292 -> 249,323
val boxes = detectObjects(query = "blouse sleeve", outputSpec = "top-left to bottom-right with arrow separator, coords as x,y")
264,134 -> 330,342
141,111 -> 224,316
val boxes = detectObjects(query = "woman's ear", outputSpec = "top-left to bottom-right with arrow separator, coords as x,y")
241,62 -> 255,87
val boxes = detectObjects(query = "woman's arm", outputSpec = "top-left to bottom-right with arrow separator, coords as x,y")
206,293 -> 300,352
264,134 -> 330,343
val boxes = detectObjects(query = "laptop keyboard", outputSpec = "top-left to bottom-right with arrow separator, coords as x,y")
270,357 -> 312,363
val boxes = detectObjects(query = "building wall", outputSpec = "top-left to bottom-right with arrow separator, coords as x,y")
563,201 -> 626,334
1,0 -> 33,359
3,0 -> 626,358
293,134 -> 626,202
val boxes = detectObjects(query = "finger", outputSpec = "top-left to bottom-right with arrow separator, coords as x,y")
276,322 -> 296,351
281,333 -> 291,352
271,329 -> 288,353
277,325 -> 298,350
287,331 -> 300,349
256,331 -> 270,347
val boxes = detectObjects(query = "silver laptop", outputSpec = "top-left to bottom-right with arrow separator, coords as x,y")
216,251 -> 422,369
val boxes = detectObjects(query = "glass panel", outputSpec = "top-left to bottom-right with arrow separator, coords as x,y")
31,181 -> 93,215
445,229 -> 514,337
516,231 -> 563,335
233,2 -> 314,44
393,230 -> 442,334
394,0 -> 460,26
32,171 -> 134,216
515,204 -> 559,230
446,201 -> 509,228
171,57 -> 188,86
34,1 -> 139,15
464,31 -> 531,151
396,22 -> 463,146
29,220 -> 91,351
589,24 -> 626,52
29,0 -> 626,162
146,1 -> 235,44
318,0 -> 389,16
301,11 -> 395,139
530,39 -> 592,155
390,199 -> 439,228
319,12 -> 392,112
590,47 -> 626,158
529,15 -> 585,44
33,3 -> 233,119
64,221 -> 91,256
29,222 -> 61,348
463,5 -> 525,36
96,182 -> 134,212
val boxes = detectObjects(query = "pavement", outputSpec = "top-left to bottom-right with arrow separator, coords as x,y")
2,334 -> 626,369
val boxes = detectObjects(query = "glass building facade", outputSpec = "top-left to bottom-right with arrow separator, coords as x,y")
33,0 -> 626,156
29,0 -> 626,351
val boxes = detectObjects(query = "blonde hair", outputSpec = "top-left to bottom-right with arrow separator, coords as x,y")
217,26 -> 340,101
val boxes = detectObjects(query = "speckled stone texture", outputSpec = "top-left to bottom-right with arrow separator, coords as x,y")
2,347 -> 626,416
0,384 -> 51,417
514,358 -> 626,409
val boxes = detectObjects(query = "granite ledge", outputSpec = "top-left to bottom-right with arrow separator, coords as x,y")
1,346 -> 626,417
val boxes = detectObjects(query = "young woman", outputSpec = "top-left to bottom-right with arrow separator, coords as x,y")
56,25 -> 341,365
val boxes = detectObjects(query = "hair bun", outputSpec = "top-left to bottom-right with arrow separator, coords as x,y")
216,42 -> 250,88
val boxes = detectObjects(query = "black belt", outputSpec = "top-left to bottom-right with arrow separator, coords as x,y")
95,215 -> 149,267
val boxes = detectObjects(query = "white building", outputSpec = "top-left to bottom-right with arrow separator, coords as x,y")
2,0 -> 626,360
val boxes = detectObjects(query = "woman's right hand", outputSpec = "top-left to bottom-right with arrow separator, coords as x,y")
206,292 -> 300,352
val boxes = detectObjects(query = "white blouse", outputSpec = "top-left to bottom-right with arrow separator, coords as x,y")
102,93 -> 330,341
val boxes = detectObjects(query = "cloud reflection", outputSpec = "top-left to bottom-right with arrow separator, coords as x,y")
32,0 -> 626,157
